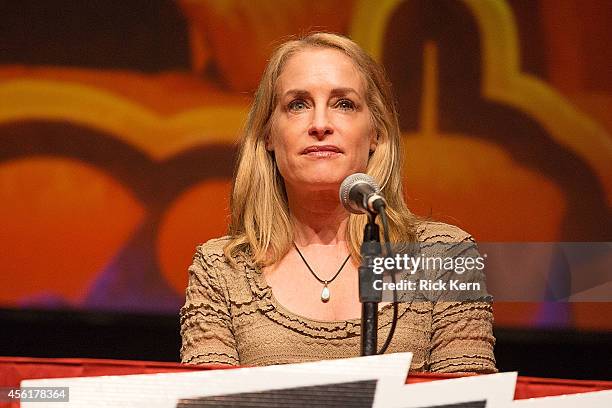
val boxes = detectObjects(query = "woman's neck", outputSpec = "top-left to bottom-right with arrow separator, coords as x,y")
286,186 -> 349,247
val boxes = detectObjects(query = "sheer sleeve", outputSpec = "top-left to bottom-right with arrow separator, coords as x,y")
180,245 -> 239,365
429,301 -> 496,373
418,222 -> 497,373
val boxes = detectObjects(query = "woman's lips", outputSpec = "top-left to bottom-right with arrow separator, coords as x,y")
301,145 -> 342,157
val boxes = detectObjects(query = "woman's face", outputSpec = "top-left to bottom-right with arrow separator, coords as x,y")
267,47 -> 377,193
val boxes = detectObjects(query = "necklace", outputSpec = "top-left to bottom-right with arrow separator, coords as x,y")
293,243 -> 351,303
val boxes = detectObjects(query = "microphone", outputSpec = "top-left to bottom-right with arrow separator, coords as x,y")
339,173 -> 387,214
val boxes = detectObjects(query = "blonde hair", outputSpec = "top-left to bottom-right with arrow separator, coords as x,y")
225,32 -> 418,265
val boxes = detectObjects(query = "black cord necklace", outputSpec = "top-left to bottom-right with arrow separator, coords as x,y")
293,243 -> 351,303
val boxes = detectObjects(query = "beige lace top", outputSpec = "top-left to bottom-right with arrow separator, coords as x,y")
180,221 -> 496,373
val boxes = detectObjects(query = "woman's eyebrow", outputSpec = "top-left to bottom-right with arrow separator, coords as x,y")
329,87 -> 360,97
282,88 -> 361,98
283,89 -> 310,99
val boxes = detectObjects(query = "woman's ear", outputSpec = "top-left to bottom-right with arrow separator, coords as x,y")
369,132 -> 379,153
265,134 -> 274,152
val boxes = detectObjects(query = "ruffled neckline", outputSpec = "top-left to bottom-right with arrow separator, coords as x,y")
239,254 -> 413,340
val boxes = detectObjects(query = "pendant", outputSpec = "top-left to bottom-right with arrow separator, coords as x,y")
321,282 -> 330,303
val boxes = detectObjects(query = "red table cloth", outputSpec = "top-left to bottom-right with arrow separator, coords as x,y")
1,356 -> 610,406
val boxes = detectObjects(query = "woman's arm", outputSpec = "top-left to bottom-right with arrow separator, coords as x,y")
418,222 -> 497,373
180,245 -> 239,366
429,300 -> 497,373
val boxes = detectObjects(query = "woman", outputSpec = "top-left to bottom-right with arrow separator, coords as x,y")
180,32 -> 496,372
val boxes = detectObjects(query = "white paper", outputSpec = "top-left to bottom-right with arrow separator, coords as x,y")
21,352 -> 412,408
373,372 -> 517,408
506,389 -> 612,408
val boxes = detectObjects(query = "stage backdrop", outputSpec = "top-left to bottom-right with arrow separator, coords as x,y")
0,0 -> 610,330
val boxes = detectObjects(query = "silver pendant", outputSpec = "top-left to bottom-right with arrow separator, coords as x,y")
321,282 -> 330,303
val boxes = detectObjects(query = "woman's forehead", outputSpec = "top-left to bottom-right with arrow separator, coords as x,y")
275,48 -> 367,96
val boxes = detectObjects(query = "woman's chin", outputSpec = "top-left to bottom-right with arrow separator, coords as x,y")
283,165 -> 365,193
292,175 -> 348,191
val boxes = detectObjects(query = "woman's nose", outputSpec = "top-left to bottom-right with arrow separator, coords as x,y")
308,107 -> 333,139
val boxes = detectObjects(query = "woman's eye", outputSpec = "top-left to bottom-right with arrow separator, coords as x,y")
336,99 -> 356,111
288,100 -> 308,111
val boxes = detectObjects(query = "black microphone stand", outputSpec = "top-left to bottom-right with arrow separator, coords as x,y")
359,211 -> 382,356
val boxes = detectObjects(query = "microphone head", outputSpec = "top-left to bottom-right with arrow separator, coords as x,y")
339,173 -> 380,214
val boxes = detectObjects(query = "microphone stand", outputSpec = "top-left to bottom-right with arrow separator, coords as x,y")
359,211 -> 382,356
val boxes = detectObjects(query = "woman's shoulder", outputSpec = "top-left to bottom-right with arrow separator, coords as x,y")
190,236 -> 258,305
193,235 -> 252,268
192,236 -> 252,276
195,236 -> 233,259
190,235 -> 246,281
415,220 -> 475,243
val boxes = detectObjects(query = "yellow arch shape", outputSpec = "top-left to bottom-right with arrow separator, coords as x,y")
0,79 -> 248,161
350,0 -> 612,205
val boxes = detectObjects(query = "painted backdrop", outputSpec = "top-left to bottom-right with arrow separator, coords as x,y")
0,0 -> 610,329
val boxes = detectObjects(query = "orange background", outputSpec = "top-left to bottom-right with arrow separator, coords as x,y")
0,0 -> 610,329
